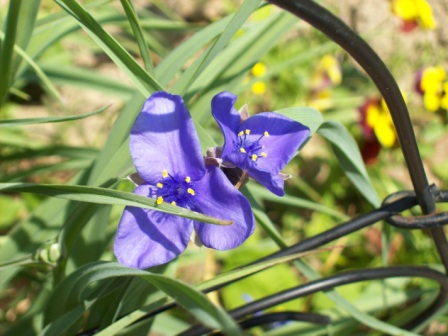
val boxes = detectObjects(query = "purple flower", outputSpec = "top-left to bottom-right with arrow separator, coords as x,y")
114,92 -> 255,269
211,92 -> 310,196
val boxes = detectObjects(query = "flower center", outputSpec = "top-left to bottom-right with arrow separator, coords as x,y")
155,170 -> 196,209
235,129 -> 268,162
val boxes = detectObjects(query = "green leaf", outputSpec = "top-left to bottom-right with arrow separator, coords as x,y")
95,250 -> 327,335
170,0 -> 262,95
0,182 -> 233,226
155,16 -> 230,85
247,183 -> 349,221
43,262 -> 242,336
55,0 -> 164,95
0,105 -> 109,128
120,0 -> 154,74
0,0 -> 22,104
317,120 -> 380,207
275,106 -> 324,136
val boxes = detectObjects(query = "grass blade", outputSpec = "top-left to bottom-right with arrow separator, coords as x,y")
0,182 -> 233,225
55,0 -> 164,95
120,0 -> 154,74
0,105 -> 109,128
0,0 -> 22,105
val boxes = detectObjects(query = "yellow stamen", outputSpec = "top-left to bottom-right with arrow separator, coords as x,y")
240,148 -> 246,153
185,176 -> 191,183
238,131 -> 244,137
245,129 -> 250,135
251,154 -> 258,161
162,170 -> 168,178
264,131 -> 270,137
171,201 -> 176,206
187,188 -> 195,196
261,152 -> 267,157
156,183 -> 163,188
156,196 -> 164,205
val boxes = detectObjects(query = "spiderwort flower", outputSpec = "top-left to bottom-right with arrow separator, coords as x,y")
114,92 -> 255,269
211,91 -> 310,196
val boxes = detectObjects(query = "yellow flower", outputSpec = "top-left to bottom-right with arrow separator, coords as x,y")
362,97 -> 402,148
251,62 -> 267,77
418,66 -> 447,112
310,54 -> 342,90
251,81 -> 266,95
391,0 -> 437,30
250,62 -> 267,95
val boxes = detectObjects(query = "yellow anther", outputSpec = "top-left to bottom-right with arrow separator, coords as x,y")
251,154 -> 258,161
238,131 -> 244,137
156,183 -> 163,188
185,176 -> 191,183
187,188 -> 195,196
156,196 -> 164,205
261,152 -> 267,157
245,129 -> 251,135
162,170 -> 168,178
264,131 -> 270,137
240,148 -> 246,153
171,201 -> 176,206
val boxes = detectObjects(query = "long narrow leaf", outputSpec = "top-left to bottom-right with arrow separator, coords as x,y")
317,120 -> 380,207
55,0 -> 163,95
43,262 -> 242,336
0,0 -> 22,104
170,0 -> 261,95
0,105 -> 109,128
0,183 -> 233,225
120,0 -> 154,74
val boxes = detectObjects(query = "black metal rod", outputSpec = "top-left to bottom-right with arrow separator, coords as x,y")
209,312 -> 331,336
267,0 -> 448,274
126,194 -> 418,326
180,266 -> 448,335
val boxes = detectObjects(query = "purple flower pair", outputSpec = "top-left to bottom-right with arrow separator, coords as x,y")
114,91 -> 310,269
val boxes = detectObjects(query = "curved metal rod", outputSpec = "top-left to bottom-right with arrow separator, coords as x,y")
122,192 -> 417,328
266,0 -> 448,271
204,312 -> 331,336
180,266 -> 448,336
383,189 -> 448,229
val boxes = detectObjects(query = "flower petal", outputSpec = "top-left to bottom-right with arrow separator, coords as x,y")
193,165 -> 255,250
211,92 -> 241,158
114,184 -> 193,269
239,112 -> 310,173
248,168 -> 286,196
130,92 -> 205,184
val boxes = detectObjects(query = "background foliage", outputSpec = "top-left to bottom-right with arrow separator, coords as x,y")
1,0 -> 447,335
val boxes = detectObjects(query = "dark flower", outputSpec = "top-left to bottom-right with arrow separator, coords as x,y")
114,92 -> 255,269
211,91 -> 310,196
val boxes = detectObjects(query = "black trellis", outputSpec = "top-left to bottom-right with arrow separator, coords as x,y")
176,0 -> 448,334
81,1 -> 448,335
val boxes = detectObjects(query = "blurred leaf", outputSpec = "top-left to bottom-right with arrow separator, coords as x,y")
317,120 -> 380,207
247,183 -> 349,221
0,105 -> 109,128
42,64 -> 134,98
